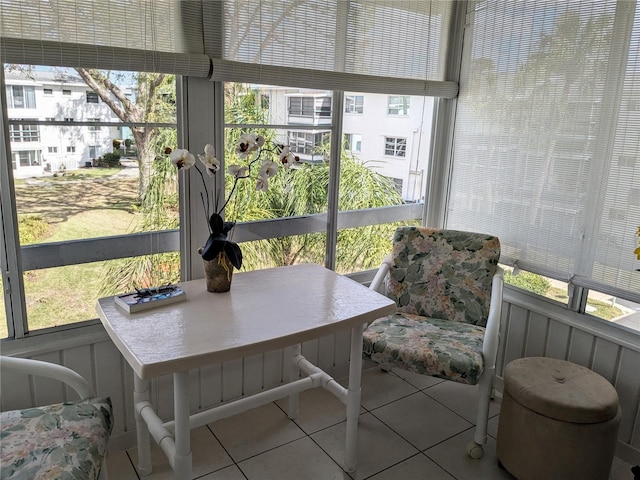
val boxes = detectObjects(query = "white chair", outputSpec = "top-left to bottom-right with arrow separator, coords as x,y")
0,356 -> 112,479
363,226 -> 504,458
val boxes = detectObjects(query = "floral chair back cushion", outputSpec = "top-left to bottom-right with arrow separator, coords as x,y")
386,227 -> 500,327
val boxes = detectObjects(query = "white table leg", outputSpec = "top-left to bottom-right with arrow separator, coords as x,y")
134,374 -> 152,476
173,371 -> 192,479
287,344 -> 301,419
344,323 -> 364,473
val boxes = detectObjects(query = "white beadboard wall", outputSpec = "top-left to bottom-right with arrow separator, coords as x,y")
1,287 -> 639,464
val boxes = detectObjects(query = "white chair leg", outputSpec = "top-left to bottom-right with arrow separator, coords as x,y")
467,367 -> 495,459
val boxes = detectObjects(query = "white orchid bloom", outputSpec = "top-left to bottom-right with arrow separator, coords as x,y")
236,134 -> 261,157
170,148 -> 196,170
198,144 -> 220,176
228,164 -> 250,178
255,176 -> 269,192
279,146 -> 301,168
259,160 -> 279,178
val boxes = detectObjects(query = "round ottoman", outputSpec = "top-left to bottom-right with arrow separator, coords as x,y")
497,357 -> 621,480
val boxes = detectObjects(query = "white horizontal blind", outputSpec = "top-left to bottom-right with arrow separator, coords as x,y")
447,0 -> 640,302
204,0 -> 456,97
0,0 -> 211,77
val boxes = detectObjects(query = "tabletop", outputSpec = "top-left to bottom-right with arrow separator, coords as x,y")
96,264 -> 396,379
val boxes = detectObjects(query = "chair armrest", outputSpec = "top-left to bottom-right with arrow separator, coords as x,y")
369,254 -> 392,294
481,267 -> 504,369
1,356 -> 96,400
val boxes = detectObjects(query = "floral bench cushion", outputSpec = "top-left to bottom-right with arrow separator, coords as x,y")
386,227 -> 500,327
1,397 -> 112,480
363,312 -> 486,385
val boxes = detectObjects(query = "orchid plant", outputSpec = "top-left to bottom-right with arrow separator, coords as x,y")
168,134 -> 301,271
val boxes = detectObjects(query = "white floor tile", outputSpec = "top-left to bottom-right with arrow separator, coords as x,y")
368,453 -> 456,480
355,367 -> 419,410
105,450 -> 138,480
239,436 -> 349,480
370,391 -> 473,450
128,425 -> 233,480
199,464 -> 249,479
274,384 -> 348,434
425,428 -> 515,480
389,367 -> 446,390
106,365 -> 632,480
208,401 -> 305,462
423,380 -> 501,424
311,412 -> 419,480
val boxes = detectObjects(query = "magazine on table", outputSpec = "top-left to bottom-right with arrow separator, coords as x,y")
114,284 -> 186,313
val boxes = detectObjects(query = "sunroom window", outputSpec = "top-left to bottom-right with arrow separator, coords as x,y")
2,65 -> 179,338
448,0 -> 640,330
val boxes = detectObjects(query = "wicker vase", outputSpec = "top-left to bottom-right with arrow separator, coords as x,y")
202,252 -> 234,293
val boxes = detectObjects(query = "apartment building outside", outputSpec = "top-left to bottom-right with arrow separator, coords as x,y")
5,69 -> 130,177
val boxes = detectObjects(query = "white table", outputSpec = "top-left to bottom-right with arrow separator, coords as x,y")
96,264 -> 396,478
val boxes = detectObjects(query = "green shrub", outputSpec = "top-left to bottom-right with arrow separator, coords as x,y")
18,215 -> 49,244
95,152 -> 121,168
504,269 -> 551,296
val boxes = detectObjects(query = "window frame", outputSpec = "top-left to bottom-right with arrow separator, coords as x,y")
384,136 -> 407,157
387,95 -> 410,116
345,95 -> 364,114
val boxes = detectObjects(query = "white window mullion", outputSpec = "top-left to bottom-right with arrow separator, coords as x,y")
0,68 -> 27,338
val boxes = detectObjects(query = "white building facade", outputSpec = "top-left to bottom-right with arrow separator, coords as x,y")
5,70 -> 126,176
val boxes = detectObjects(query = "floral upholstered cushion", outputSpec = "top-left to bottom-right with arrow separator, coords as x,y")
386,227 -> 500,327
363,312 -> 486,385
0,397 -> 112,480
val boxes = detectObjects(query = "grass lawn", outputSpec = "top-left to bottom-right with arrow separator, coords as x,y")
1,170 -> 139,338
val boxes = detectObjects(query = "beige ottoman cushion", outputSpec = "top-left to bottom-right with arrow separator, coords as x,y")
497,357 -> 621,480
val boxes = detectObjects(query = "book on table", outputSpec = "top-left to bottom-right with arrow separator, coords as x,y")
114,284 -> 186,313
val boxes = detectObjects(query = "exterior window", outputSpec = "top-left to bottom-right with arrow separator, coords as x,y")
289,97 -> 314,117
384,137 -> 406,157
391,177 -> 403,194
261,94 -> 270,110
345,95 -> 364,114
9,123 -> 40,142
6,85 -> 36,108
345,133 -> 362,153
88,118 -> 101,131
14,150 -> 41,167
43,88 -> 53,95
62,89 -> 71,95
89,145 -> 100,158
287,131 -> 329,157
3,64 -> 179,338
86,91 -> 99,103
288,96 -> 331,118
387,96 -> 410,115
316,97 -> 331,117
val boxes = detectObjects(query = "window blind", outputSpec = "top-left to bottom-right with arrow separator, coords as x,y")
204,0 -> 457,97
447,0 -> 640,302
0,0 -> 211,77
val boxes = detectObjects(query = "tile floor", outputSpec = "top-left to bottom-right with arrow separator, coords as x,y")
107,365 -> 635,480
